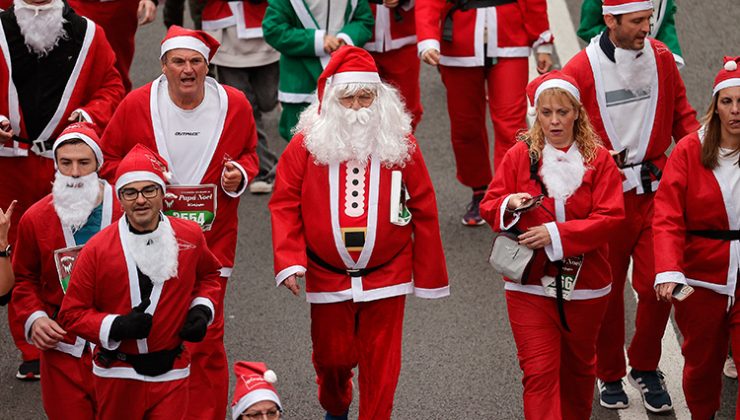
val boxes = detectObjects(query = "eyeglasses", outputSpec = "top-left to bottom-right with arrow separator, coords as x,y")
119,185 -> 161,201
241,408 -> 282,420
338,93 -> 375,107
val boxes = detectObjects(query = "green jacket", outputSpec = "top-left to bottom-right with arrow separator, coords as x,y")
577,0 -> 684,66
263,0 -> 374,103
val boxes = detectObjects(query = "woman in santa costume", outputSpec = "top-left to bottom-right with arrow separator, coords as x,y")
653,57 -> 740,420
230,361 -> 281,419
57,144 -> 223,420
479,71 -> 624,420
269,46 -> 449,420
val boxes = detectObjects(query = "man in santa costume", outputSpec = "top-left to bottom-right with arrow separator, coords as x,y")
98,25 -> 258,420
262,0 -> 374,141
58,144 -> 223,420
270,46 -> 449,420
11,123 -> 121,419
0,0 -> 124,380
561,0 -> 699,412
415,0 -> 553,226
230,361 -> 282,419
363,0 -> 422,131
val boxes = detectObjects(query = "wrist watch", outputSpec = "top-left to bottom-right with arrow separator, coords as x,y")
0,244 -> 11,258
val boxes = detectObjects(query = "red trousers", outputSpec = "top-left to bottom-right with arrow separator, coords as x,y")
2,154 -> 54,363
596,192 -> 671,382
371,45 -> 423,132
506,291 -> 608,420
310,295 -> 405,420
94,375 -> 188,419
41,349 -> 96,420
439,58 -> 528,188
184,275 -> 228,420
68,0 -> 138,92
674,287 -> 740,420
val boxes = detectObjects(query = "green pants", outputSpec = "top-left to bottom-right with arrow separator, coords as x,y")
279,102 -> 310,141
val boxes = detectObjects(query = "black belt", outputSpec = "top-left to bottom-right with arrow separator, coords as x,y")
443,0 -> 517,42
8,134 -> 54,155
96,345 -> 183,377
306,248 -> 386,278
689,230 -> 740,241
621,159 -> 662,193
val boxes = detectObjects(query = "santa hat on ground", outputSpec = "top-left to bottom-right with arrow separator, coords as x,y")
713,56 -> 740,96
316,46 -> 381,112
231,361 -> 281,420
53,122 -> 104,169
526,70 -> 582,115
160,25 -> 220,63
114,144 -> 171,194
602,0 -> 654,15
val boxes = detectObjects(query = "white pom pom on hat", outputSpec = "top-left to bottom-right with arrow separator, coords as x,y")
713,56 -> 740,96
263,369 -> 277,384
725,60 -> 738,72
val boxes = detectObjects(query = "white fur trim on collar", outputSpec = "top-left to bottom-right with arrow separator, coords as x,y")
535,80 -> 581,104
331,71 -> 381,86
603,1 -> 653,15
161,36 -> 210,63
53,132 -> 103,169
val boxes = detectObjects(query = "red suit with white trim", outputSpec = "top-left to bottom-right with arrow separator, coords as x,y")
562,36 -> 698,383
202,0 -> 267,39
57,216 -> 223,420
479,141 -> 625,419
415,0 -> 553,185
653,132 -> 740,418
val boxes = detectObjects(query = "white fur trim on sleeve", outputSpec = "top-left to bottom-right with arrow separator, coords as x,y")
414,285 -> 450,299
314,29 -> 327,57
99,314 -> 122,351
534,43 -> 553,55
275,265 -> 306,287
417,39 -> 440,58
336,32 -> 354,46
190,297 -> 216,326
499,195 -> 521,231
531,30 -> 553,51
654,271 -> 687,287
24,311 -> 49,344
221,160 -> 248,198
543,222 -> 563,261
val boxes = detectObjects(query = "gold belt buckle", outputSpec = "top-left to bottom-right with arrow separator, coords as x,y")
341,227 -> 366,252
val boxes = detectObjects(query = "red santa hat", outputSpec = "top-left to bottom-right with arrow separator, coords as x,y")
114,144 -> 171,194
160,25 -> 220,63
230,361 -> 281,420
526,71 -> 582,114
316,46 -> 381,112
53,122 -> 104,169
602,0 -> 653,15
713,56 -> 740,96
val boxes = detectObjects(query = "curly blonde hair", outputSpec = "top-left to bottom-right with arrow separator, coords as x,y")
519,88 -> 602,164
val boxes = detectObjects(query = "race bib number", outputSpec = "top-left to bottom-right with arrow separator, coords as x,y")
541,255 -> 584,301
163,184 -> 217,231
54,245 -> 83,294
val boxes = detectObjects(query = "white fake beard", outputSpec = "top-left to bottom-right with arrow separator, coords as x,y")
14,0 -> 67,57
539,142 -> 586,200
614,43 -> 656,95
52,171 -> 101,232
125,219 -> 179,285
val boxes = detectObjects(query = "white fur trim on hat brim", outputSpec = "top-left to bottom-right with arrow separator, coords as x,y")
713,78 -> 740,96
53,132 -> 104,169
602,1 -> 653,15
115,171 -> 167,195
161,36 -> 211,63
231,389 -> 282,420
535,79 -> 581,104
331,71 -> 381,86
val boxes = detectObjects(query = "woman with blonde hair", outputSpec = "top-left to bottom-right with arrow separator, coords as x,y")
480,71 -> 625,420
653,57 -> 740,419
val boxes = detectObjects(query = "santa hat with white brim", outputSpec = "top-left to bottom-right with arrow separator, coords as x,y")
114,144 -> 171,194
160,25 -> 220,64
316,46 -> 381,112
602,0 -> 654,15
713,56 -> 740,96
526,70 -> 582,116
230,361 -> 281,420
53,122 -> 104,169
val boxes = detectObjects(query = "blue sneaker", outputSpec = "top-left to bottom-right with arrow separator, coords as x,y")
598,379 -> 629,409
324,412 -> 348,420
628,369 -> 673,413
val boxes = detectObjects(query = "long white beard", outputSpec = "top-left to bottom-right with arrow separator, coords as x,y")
14,0 -> 67,57
125,219 -> 179,285
540,142 -> 586,200
614,43 -> 656,95
52,172 -> 101,232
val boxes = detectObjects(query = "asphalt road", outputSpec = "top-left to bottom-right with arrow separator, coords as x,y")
0,1 -> 738,418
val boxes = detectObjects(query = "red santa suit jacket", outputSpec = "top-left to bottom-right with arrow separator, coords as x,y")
269,134 -> 449,303
479,142 -> 625,299
0,16 -> 124,159
57,216 -> 222,381
653,132 -> 740,296
562,36 -> 698,194
364,1 -> 416,53
202,0 -> 268,39
415,0 -> 552,66
99,77 -> 259,275
11,182 -> 120,357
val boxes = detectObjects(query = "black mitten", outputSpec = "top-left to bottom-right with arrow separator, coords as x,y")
110,299 -> 153,341
178,305 -> 211,343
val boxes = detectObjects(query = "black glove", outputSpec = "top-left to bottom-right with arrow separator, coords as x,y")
178,305 -> 211,343
110,299 -> 153,342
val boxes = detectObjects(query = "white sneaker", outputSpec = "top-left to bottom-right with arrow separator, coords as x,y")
724,357 -> 737,379
249,180 -> 273,194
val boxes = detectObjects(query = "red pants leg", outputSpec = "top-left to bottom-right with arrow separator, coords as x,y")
95,376 -> 188,420
674,287 -> 728,419
184,275 -> 229,420
40,349 -> 96,420
486,57 -> 528,172
439,65 -> 492,188
728,296 -> 740,419
371,46 -> 423,132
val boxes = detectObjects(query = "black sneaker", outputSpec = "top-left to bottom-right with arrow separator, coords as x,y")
628,369 -> 673,413
15,360 -> 40,381
598,379 -> 629,409
461,194 -> 486,226
324,412 -> 348,420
